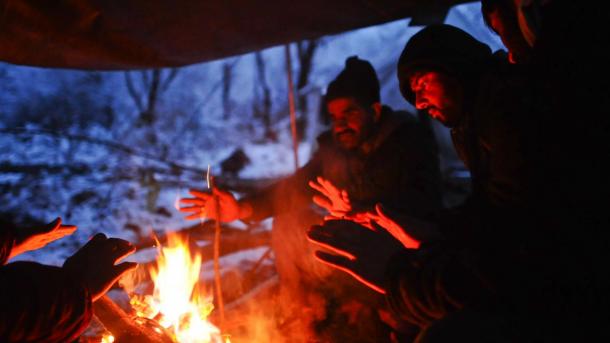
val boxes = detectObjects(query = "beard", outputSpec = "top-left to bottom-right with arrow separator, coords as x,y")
334,129 -> 360,150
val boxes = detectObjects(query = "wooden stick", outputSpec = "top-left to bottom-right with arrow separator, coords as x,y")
284,44 -> 300,171
209,175 -> 226,329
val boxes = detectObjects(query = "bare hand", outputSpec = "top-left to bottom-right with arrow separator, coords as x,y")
9,217 -> 77,259
368,204 -> 440,246
179,188 -> 248,222
309,177 -> 352,217
307,219 -> 406,294
367,204 -> 421,249
63,233 -> 137,302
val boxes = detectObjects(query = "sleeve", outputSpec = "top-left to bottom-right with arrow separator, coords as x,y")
0,261 -> 93,343
384,243 -> 494,329
240,152 -> 323,222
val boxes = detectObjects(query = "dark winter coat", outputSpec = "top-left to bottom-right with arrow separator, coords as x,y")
0,228 -> 93,343
244,105 -> 443,222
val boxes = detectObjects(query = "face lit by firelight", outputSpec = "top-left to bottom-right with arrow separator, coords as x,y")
409,70 -> 464,128
327,97 -> 380,150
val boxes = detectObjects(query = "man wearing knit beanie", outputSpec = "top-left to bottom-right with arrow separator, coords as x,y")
181,55 -> 442,342
324,56 -> 382,151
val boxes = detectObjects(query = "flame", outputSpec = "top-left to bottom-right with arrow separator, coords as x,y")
101,334 -> 114,343
129,233 -> 228,343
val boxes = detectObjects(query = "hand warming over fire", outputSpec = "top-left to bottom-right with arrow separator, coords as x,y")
179,188 -> 252,222
307,219 -> 406,294
309,176 -> 352,217
367,203 -> 440,247
63,233 -> 137,302
9,217 -> 77,259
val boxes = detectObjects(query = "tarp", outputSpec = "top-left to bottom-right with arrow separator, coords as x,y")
0,0 -> 467,70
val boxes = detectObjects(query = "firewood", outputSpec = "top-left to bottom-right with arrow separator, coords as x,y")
93,295 -> 173,343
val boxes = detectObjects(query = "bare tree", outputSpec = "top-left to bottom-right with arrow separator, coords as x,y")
295,39 -> 319,141
124,68 -> 179,126
222,62 -> 233,119
253,51 -> 276,141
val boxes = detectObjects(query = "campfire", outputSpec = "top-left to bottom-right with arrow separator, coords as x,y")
131,233 -> 228,343
99,232 -> 230,343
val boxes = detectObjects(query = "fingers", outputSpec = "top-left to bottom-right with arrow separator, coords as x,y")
44,217 -> 62,232
308,180 -> 330,197
375,203 -> 389,220
179,198 -> 206,206
314,250 -> 354,269
317,177 -> 336,192
340,190 -> 351,204
178,206 -> 204,213
112,261 -> 138,280
314,250 -> 385,294
90,232 -> 107,242
106,238 -> 136,262
185,212 -> 208,220
58,225 -> 77,232
307,223 -> 357,260
312,195 -> 333,210
188,189 -> 213,199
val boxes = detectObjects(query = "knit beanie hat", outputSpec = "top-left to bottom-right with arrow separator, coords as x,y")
325,56 -> 380,106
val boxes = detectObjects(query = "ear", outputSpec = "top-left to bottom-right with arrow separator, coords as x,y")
371,102 -> 382,122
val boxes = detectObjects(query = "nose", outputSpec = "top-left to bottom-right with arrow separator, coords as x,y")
415,95 -> 428,110
333,119 -> 347,132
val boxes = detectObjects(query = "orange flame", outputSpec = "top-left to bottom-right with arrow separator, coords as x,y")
129,233 -> 228,343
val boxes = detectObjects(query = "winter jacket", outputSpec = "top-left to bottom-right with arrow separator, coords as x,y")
0,228 -> 93,343
243,105 -> 443,222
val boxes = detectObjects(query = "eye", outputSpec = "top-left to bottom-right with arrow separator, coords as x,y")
418,79 -> 429,90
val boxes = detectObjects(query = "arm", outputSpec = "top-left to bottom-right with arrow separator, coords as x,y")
1,217 -> 76,264
0,262 -> 93,343
0,233 -> 136,342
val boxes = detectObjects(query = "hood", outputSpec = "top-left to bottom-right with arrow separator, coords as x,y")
397,24 -> 493,104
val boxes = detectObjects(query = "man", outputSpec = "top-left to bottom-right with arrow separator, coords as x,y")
1,217 -> 137,342
309,25 -> 549,342
181,56 -> 442,342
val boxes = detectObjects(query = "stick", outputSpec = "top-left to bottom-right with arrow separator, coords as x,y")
284,44 -> 300,171
209,175 -> 226,329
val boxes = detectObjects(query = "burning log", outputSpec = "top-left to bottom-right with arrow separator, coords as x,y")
93,295 -> 173,343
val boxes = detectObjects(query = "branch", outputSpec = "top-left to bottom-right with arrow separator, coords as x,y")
124,72 -> 145,112
0,128 -> 207,175
160,68 -> 179,93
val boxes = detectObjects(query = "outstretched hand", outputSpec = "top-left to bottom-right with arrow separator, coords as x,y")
307,219 -> 406,294
179,187 -> 248,223
63,233 -> 137,302
9,217 -> 77,259
368,203 -> 440,247
367,204 -> 421,249
309,177 -> 352,217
